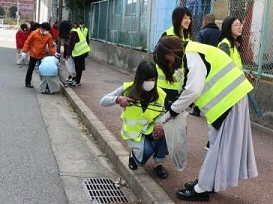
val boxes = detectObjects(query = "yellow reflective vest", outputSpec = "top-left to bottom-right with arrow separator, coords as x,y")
156,26 -> 189,91
71,28 -> 90,57
185,41 -> 253,124
80,27 -> 89,39
120,82 -> 166,142
218,38 -> 243,69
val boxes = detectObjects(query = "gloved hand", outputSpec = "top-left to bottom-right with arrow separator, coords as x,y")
21,52 -> 27,59
176,68 -> 183,78
55,52 -> 61,58
116,96 -> 134,107
160,111 -> 172,124
153,123 -> 164,140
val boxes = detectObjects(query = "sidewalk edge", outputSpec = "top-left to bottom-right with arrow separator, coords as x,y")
63,87 -> 175,204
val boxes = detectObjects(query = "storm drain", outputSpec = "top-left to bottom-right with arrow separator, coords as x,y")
83,178 -> 129,203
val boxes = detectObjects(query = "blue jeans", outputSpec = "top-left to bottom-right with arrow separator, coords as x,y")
132,134 -> 168,166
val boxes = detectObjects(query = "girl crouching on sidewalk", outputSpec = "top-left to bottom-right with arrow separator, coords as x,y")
100,61 -> 169,179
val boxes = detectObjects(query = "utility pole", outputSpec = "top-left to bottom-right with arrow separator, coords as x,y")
58,0 -> 63,23
16,0 -> 20,26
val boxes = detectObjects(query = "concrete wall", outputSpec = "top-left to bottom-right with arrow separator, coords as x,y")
90,39 -> 152,73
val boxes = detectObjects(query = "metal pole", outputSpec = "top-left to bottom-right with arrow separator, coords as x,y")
257,0 -> 270,82
210,0 -> 216,13
146,0 -> 153,52
17,0 -> 20,26
58,0 -> 63,23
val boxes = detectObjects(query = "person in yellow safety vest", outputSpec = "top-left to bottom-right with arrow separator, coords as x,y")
154,36 -> 258,201
100,61 -> 169,179
218,16 -> 243,69
155,6 -> 192,110
79,21 -> 90,45
58,21 -> 90,87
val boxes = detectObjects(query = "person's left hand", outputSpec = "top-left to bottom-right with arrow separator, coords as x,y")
160,111 -> 172,124
153,123 -> 164,140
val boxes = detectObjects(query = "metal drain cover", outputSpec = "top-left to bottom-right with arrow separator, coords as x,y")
83,178 -> 128,203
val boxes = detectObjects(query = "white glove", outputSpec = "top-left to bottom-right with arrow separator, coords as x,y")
55,52 -> 61,58
176,68 -> 183,78
160,111 -> 172,124
21,52 -> 27,59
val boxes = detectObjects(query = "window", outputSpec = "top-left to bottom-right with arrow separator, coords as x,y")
126,0 -> 137,15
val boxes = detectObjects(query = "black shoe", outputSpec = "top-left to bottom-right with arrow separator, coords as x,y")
128,156 -> 138,170
190,111 -> 200,117
154,165 -> 168,179
25,84 -> 33,88
184,180 -> 215,194
184,179 -> 198,190
205,141 -> 210,150
176,189 -> 209,201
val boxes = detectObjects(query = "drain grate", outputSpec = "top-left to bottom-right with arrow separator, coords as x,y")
83,178 -> 128,203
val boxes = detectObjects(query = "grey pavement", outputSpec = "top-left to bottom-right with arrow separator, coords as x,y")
0,28 -> 136,204
65,54 -> 273,204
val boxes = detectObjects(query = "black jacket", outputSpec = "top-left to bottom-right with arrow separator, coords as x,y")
196,23 -> 221,47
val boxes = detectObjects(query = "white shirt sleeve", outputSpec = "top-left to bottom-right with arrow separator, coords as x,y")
100,86 -> 124,107
171,52 -> 207,113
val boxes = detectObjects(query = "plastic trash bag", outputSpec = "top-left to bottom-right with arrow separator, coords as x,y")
64,57 -> 76,76
163,111 -> 188,171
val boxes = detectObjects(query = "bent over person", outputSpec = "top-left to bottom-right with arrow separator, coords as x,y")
154,36 -> 258,201
22,22 -> 55,88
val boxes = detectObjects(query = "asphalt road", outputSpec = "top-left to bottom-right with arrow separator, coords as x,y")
0,28 -> 136,203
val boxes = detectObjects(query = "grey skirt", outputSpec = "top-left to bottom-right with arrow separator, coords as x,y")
198,96 -> 258,192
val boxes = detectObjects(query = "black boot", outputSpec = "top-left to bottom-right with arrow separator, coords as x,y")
176,188 -> 209,201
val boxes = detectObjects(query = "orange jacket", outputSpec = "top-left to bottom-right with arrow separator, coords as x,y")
22,29 -> 55,59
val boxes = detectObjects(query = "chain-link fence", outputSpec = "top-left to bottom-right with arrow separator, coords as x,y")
67,0 -> 272,126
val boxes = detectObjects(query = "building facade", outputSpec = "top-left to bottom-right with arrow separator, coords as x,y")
0,0 -> 34,20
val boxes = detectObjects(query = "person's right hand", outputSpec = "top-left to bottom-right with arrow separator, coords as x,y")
116,96 -> 134,107
21,52 -> 27,59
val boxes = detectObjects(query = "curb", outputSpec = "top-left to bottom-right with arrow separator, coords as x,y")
62,86 -> 175,204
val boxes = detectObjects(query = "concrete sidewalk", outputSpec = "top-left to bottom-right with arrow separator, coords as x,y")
62,57 -> 273,204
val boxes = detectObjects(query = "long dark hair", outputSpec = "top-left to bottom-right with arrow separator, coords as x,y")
219,16 -> 242,48
172,7 -> 192,39
125,61 -> 159,103
59,20 -> 72,40
154,36 -> 184,83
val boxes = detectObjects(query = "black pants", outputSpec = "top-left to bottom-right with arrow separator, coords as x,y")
25,57 -> 41,85
73,54 -> 86,84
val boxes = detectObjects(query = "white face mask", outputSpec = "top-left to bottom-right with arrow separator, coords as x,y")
142,81 -> 155,91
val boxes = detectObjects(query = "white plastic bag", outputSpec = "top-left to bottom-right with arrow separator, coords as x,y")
163,111 -> 188,171
64,57 -> 76,76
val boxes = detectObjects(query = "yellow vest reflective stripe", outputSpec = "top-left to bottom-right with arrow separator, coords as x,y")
120,82 -> 166,142
156,26 -> 187,91
185,41 -> 253,124
71,28 -> 90,57
218,38 -> 243,69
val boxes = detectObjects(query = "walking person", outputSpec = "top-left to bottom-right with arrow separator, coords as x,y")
16,23 -> 30,65
22,22 -> 55,88
100,61 -> 169,179
155,6 -> 193,110
154,36 -> 258,201
58,21 -> 90,87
